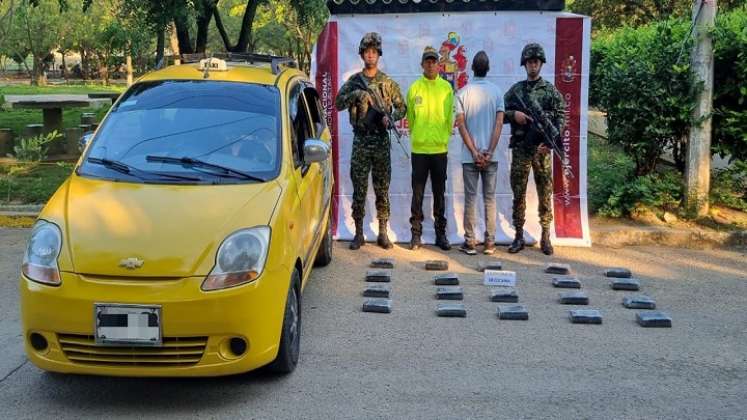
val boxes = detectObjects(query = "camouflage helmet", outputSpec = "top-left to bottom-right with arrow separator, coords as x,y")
359,32 -> 383,56
520,43 -> 546,66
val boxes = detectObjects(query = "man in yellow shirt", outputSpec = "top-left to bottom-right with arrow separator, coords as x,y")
406,46 -> 454,251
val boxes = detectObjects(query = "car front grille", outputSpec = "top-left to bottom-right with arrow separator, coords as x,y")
58,333 -> 208,367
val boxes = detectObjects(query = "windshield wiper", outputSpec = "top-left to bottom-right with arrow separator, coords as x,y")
145,155 -> 266,182
87,157 -> 201,182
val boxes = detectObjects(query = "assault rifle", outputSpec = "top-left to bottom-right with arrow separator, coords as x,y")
351,73 -> 409,160
511,90 -> 572,179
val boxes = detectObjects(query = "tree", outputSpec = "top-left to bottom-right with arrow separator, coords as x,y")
569,0 -> 744,32
250,0 -> 327,71
591,19 -> 696,176
4,0 -> 63,85
119,0 -> 187,63
211,0 -> 263,53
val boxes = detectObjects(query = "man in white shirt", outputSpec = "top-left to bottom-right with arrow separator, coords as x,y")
455,51 -> 505,255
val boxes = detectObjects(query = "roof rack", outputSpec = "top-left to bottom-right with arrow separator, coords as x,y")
179,53 -> 297,75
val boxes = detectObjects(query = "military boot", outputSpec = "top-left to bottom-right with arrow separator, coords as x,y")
508,231 -> 525,254
377,219 -> 393,249
349,219 -> 365,250
435,232 -> 451,251
540,228 -> 554,256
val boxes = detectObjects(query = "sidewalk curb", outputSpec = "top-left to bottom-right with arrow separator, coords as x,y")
591,220 -> 747,249
1,209 -> 745,249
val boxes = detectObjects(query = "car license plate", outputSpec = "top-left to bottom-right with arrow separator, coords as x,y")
95,304 -> 162,346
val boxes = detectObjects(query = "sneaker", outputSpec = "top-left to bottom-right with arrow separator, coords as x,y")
483,241 -> 496,255
459,242 -> 477,255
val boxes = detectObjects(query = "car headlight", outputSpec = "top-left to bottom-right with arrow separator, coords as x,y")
22,220 -> 63,286
202,227 -> 271,291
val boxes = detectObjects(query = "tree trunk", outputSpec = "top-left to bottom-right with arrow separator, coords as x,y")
214,1 -> 259,53
169,23 -> 181,64
31,55 -> 45,86
233,1 -> 259,52
156,28 -> 165,67
194,2 -> 215,54
100,52 -> 110,86
126,54 -> 133,86
61,53 -> 67,80
81,49 -> 90,80
213,7 -> 233,52
174,15 -> 194,54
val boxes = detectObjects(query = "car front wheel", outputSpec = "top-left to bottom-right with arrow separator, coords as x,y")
267,270 -> 301,374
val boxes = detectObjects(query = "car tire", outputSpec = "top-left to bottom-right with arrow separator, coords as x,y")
267,269 -> 301,374
313,212 -> 333,267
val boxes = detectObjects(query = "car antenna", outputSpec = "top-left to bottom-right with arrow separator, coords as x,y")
203,53 -> 213,79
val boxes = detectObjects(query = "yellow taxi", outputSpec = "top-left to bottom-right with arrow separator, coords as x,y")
19,54 -> 334,376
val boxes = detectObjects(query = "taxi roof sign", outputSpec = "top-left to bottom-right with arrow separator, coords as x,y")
199,57 -> 229,72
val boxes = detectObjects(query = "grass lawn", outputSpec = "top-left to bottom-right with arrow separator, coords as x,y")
0,83 -> 121,138
0,163 -> 73,205
0,83 -> 125,97
0,106 -> 110,138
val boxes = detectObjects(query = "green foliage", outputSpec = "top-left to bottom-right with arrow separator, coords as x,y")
710,160 -> 747,211
712,6 -> 747,162
568,0 -> 745,32
0,162 -> 71,204
12,130 -> 62,162
210,0 -> 328,71
587,134 -> 635,213
1,0 -> 64,85
569,0 -> 691,32
591,18 -> 696,176
598,170 -> 683,218
592,6 -> 747,181
0,83 -> 125,96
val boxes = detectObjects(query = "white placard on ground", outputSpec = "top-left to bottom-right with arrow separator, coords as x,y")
484,270 -> 517,287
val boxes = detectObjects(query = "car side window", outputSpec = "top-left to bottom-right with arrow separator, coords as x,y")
302,86 -> 327,138
288,82 -> 313,170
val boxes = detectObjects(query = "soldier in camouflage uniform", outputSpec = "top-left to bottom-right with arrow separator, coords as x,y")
335,32 -> 407,250
504,43 -> 566,255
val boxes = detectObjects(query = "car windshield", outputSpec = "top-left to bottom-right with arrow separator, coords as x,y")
78,80 -> 281,184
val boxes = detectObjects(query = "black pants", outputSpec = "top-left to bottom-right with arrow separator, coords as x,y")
410,152 -> 448,237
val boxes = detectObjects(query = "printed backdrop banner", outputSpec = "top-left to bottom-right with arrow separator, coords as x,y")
312,11 -> 591,247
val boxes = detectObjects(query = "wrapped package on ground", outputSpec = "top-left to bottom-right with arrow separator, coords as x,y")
622,295 -> 656,309
363,298 -> 392,313
433,272 -> 459,285
545,263 -> 572,275
363,284 -> 391,298
636,311 -> 672,328
497,305 -> 529,320
559,291 -> 589,305
365,269 -> 392,283
569,309 -> 603,324
436,303 -> 466,317
370,257 -> 395,269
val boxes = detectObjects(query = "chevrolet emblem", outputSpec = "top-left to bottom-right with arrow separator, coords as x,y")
119,257 -> 144,270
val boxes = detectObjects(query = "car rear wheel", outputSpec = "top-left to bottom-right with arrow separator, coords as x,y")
267,270 -> 301,374
314,212 -> 333,267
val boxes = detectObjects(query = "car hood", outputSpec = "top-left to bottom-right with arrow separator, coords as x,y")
60,175 -> 281,277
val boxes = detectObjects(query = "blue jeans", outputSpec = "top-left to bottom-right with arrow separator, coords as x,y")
462,162 -> 498,244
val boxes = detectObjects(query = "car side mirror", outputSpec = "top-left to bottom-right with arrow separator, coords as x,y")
303,139 -> 330,164
79,132 -> 94,153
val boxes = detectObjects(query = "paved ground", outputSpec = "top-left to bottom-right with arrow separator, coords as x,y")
1,228 -> 746,419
